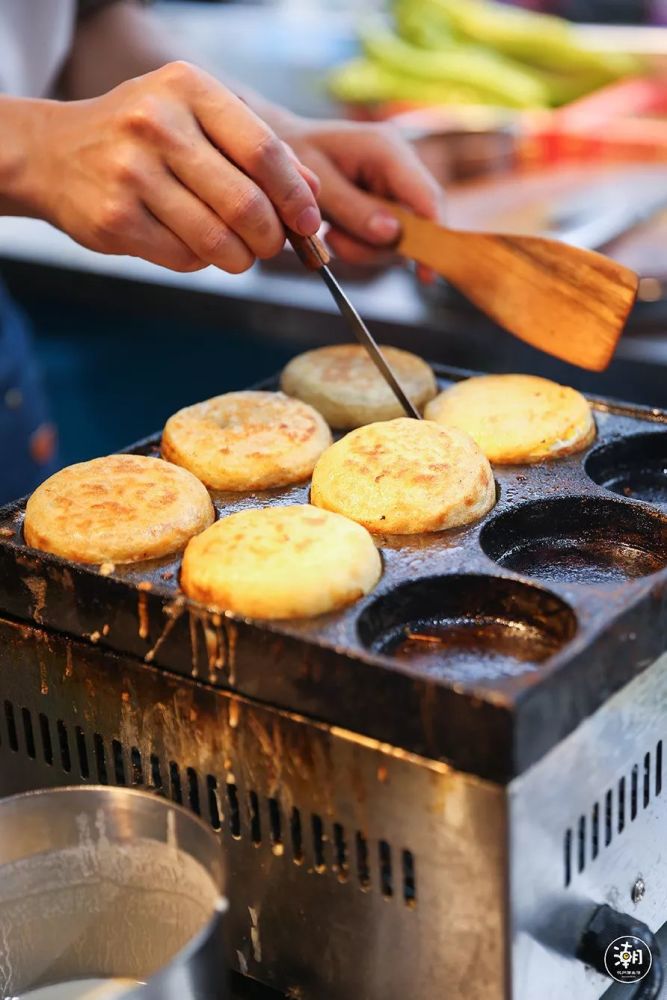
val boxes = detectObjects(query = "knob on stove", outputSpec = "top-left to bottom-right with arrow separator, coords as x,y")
576,903 -> 663,999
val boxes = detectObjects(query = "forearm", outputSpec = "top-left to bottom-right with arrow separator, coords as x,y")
58,0 -> 297,132
0,96 -> 52,218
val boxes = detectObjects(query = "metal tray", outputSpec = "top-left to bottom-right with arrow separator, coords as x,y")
1,364 -> 667,783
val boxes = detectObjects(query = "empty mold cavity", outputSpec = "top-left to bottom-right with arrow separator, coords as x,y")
585,432 -> 667,506
357,574 -> 576,681
481,497 -> 667,585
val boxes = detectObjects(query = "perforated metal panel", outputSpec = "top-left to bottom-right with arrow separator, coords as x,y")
0,616 -> 506,1000
4,614 -> 667,999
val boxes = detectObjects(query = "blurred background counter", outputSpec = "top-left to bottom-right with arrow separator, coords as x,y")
1,0 -> 667,466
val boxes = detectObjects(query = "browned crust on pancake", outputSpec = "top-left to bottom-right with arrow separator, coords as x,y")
162,391 -> 332,490
310,418 -> 496,534
280,344 -> 437,429
24,454 -> 214,564
424,374 -> 596,465
181,504 -> 381,619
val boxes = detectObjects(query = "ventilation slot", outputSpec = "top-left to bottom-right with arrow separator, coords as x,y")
93,733 -> 108,784
356,832 -> 370,890
564,828 -> 572,888
577,815 -> 586,874
4,701 -> 17,752
150,754 -> 163,794
249,791 -> 261,845
75,727 -> 89,779
290,807 -> 303,864
604,789 -> 613,847
227,783 -> 241,839
591,802 -> 599,861
379,840 -> 393,898
312,814 -> 325,872
57,721 -> 71,773
207,776 -> 221,831
187,767 -> 201,815
402,850 -> 416,906
21,708 -> 36,759
130,747 -> 143,786
268,798 -> 282,853
39,714 -> 53,766
169,762 -> 182,804
564,737 -> 665,887
657,741 -> 663,797
112,739 -> 126,785
333,823 -> 348,881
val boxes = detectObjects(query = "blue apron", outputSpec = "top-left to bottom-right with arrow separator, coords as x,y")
0,282 -> 58,505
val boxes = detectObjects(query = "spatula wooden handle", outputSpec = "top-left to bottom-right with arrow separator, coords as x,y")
376,199 -> 638,373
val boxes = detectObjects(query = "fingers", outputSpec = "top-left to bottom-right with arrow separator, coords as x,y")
184,66 -> 322,236
325,227 -> 398,267
166,135 -> 285,261
312,150 -> 403,250
143,171 -> 256,272
283,142 -> 321,197
126,209 -> 207,272
366,125 -> 446,223
314,122 -> 445,244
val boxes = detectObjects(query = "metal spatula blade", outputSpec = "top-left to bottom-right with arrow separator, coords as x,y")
286,231 -> 422,420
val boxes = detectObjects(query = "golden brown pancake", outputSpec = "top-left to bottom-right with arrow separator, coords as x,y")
424,374 -> 596,464
161,391 -> 332,491
24,454 -> 214,564
310,418 -> 495,534
280,344 -> 437,429
181,504 -> 381,619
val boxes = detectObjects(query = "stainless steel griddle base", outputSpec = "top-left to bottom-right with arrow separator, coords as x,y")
1,615 -> 666,999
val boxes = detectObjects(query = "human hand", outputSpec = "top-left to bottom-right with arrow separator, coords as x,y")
17,61 -> 322,273
276,117 -> 445,278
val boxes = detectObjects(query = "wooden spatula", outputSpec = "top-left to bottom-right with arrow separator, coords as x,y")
380,201 -> 639,372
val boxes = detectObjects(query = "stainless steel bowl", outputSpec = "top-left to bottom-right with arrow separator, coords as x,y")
0,786 -> 227,999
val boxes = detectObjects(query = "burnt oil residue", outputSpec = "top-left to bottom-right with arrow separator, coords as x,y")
585,431 -> 667,506
357,574 -> 576,683
480,496 -> 667,586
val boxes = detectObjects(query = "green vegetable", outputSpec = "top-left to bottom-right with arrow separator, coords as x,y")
328,57 -> 506,106
420,0 -> 642,76
394,0 -> 454,50
360,27 -> 549,107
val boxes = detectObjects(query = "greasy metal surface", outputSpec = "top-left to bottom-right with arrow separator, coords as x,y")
586,431 -> 667,505
1,364 -> 667,781
0,614 -> 508,1000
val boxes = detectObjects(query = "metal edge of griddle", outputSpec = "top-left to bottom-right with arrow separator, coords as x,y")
1,363 -> 667,784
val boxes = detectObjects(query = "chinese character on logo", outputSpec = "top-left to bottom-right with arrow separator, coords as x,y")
605,935 -> 652,984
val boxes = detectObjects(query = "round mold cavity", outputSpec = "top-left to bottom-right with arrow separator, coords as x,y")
356,574 -> 576,682
585,431 -> 667,506
480,496 -> 667,585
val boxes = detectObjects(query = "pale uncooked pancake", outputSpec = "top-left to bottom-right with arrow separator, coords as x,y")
181,505 -> 381,619
280,344 -> 437,429
424,374 -> 596,465
24,455 -> 214,564
162,391 -> 331,491
310,418 -> 495,534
